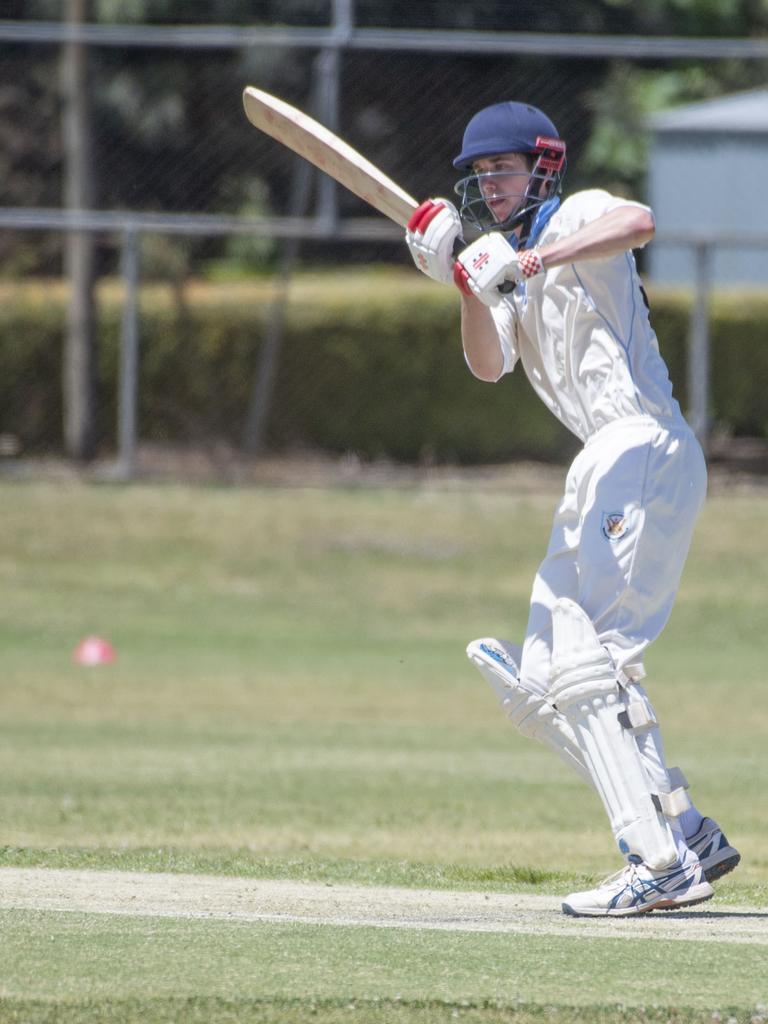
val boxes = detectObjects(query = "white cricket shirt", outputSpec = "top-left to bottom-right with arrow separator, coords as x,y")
490,189 -> 685,443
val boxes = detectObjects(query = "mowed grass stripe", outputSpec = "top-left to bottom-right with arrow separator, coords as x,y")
1,906 -> 767,1015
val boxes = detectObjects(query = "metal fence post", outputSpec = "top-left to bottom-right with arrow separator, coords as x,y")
687,240 -> 712,448
314,0 -> 353,228
117,226 -> 140,479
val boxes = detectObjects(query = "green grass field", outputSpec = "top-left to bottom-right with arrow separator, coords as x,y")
0,473 -> 766,1023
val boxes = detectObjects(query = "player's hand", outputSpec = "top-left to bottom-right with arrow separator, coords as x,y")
405,198 -> 463,285
453,234 -> 544,306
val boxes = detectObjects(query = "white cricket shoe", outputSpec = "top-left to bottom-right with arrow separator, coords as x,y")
561,851 -> 714,917
685,817 -> 741,882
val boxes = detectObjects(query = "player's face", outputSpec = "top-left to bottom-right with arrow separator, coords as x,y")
472,152 -> 533,224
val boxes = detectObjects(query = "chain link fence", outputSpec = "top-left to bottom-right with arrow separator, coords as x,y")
1,5 -> 767,473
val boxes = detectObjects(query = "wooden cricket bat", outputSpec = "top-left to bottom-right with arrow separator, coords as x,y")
242,86 -> 418,228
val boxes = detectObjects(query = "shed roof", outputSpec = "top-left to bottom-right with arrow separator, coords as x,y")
648,88 -> 768,134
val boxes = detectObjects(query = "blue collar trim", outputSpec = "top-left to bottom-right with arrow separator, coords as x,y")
525,196 -> 560,247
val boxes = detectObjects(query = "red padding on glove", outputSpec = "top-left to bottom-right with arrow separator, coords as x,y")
407,199 -> 445,235
453,260 -> 473,296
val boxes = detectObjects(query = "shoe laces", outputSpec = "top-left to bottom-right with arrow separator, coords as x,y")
598,853 -> 693,893
597,862 -> 640,891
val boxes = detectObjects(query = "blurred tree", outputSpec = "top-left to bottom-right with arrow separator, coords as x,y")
353,0 -> 768,34
14,0 -> 768,33
0,47 -> 62,274
582,57 -> 768,197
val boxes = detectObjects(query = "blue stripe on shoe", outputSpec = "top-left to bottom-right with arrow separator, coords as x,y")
608,864 -> 689,911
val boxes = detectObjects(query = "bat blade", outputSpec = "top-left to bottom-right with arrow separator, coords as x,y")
242,86 -> 418,228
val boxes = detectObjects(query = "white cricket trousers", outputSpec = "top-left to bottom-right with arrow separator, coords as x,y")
520,415 -> 707,696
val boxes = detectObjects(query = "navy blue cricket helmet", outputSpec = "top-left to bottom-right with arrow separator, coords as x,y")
453,101 -> 567,239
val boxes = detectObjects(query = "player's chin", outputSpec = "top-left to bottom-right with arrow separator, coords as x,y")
487,199 -> 516,224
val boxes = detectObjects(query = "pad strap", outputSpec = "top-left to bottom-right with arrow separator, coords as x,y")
659,766 -> 692,818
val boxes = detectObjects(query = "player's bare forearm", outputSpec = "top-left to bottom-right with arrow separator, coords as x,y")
537,205 -> 655,269
461,294 -> 505,382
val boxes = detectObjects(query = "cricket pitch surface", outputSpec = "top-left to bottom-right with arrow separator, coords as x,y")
1,867 -> 766,943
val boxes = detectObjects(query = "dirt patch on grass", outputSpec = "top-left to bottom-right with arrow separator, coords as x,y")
1,867 -> 766,945
3,443 -> 767,494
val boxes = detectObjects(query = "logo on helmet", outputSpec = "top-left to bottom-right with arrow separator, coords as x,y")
534,136 -> 566,173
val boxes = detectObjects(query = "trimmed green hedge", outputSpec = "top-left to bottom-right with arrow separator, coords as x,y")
1,273 -> 766,462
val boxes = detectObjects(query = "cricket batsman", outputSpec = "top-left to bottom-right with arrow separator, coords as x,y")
405,100 -> 739,917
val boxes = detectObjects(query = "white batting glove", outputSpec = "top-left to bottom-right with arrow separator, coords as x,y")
453,234 -> 544,306
405,198 -> 463,285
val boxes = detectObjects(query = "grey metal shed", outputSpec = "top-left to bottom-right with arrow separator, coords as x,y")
647,87 -> 768,286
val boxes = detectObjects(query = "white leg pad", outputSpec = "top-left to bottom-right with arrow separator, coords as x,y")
466,638 -> 591,785
467,636 -> 693,835
548,598 -> 678,869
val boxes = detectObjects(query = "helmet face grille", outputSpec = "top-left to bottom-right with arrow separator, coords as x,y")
455,158 -> 565,236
